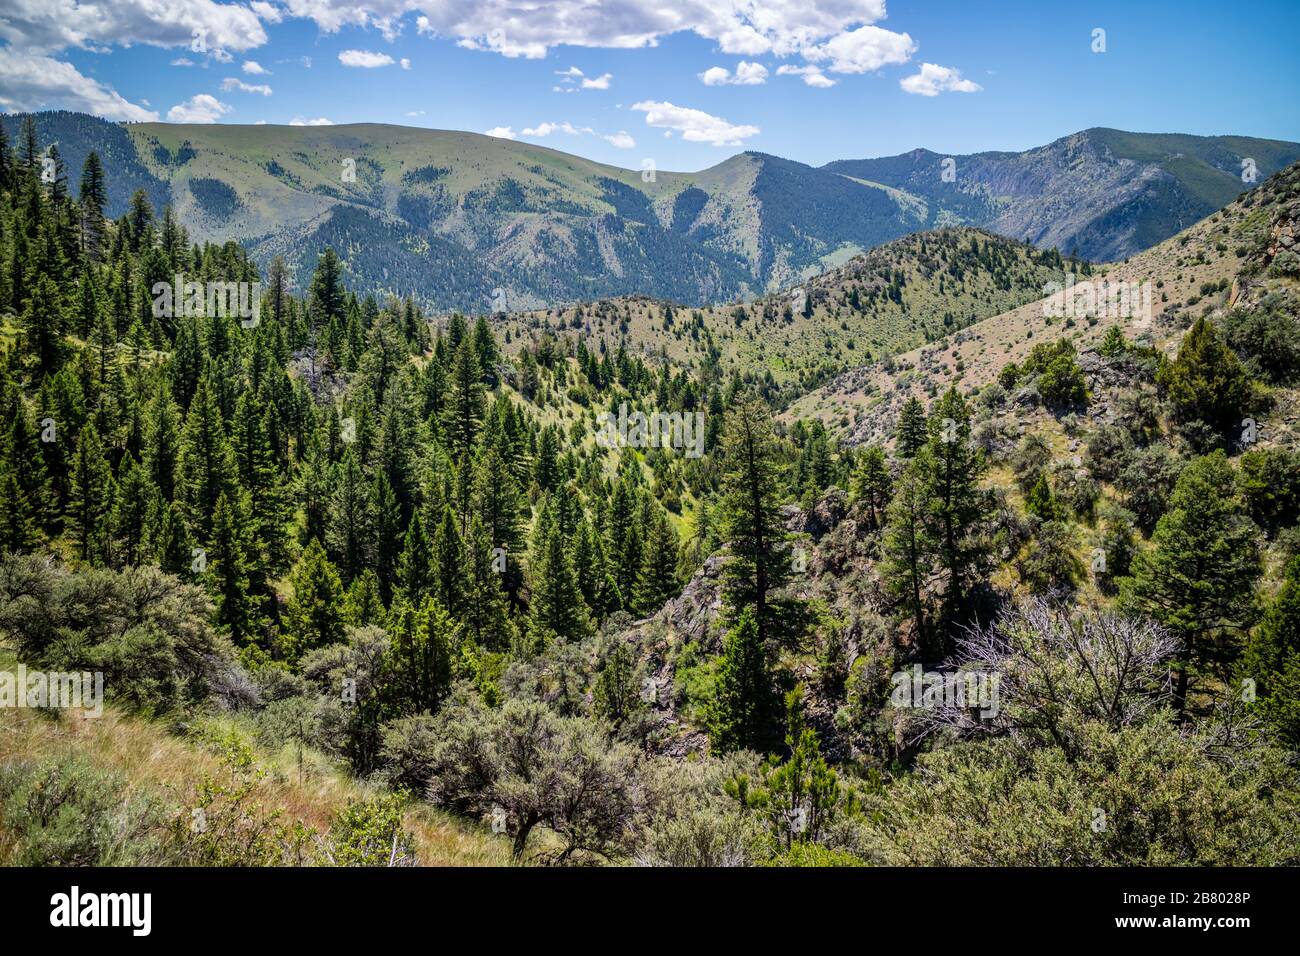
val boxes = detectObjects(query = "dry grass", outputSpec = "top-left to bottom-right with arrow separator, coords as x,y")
0,701 -> 515,867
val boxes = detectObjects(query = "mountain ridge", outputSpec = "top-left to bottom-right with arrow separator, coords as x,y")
6,112 -> 1296,312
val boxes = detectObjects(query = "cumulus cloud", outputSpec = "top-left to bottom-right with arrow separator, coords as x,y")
242,60 -> 270,74
522,121 -> 594,137
484,126 -> 517,139
581,72 -> 612,89
221,77 -> 272,95
899,62 -> 982,96
249,1 -> 282,22
0,48 -> 159,120
400,1 -> 903,66
167,92 -> 232,122
603,131 -> 635,149
804,24 -> 916,73
700,61 -> 768,85
338,49 -> 395,68
0,0 -> 267,55
776,65 -> 836,88
400,57 -> 411,69
289,115 -> 334,125
630,100 -> 758,146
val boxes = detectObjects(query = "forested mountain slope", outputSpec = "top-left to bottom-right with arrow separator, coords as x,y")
1,117 -> 1298,867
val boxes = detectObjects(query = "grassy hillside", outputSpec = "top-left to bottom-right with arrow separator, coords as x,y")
790,161 -> 1300,440
497,227 -> 1068,403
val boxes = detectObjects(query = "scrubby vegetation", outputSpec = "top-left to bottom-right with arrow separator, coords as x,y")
2,118 -> 1299,867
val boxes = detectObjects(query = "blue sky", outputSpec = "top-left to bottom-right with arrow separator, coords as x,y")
1,0 -> 1297,171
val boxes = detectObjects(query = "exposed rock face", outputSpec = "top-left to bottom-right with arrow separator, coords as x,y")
616,491 -> 892,759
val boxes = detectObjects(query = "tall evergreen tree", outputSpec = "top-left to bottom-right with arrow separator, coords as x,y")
718,395 -> 797,647
1122,451 -> 1261,716
283,538 -> 346,662
68,422 -> 114,564
707,606 -> 780,753
895,396 -> 928,458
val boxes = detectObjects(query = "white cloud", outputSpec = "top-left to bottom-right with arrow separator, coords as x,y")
805,24 -> 916,73
392,1 -> 905,66
0,48 -> 159,120
631,100 -> 758,146
522,121 -> 593,137
250,1 -> 282,22
581,72 -> 612,89
555,66 -> 584,77
484,126 -> 517,139
289,115 -> 334,125
776,64 -> 836,88
221,77 -> 272,95
167,92 -> 232,122
338,49 -> 395,68
700,61 -> 768,85
171,57 -> 197,67
400,57 -> 411,69
406,109 -> 425,117
899,62 -> 982,96
603,131 -> 635,149
0,0 -> 268,55
242,59 -> 270,74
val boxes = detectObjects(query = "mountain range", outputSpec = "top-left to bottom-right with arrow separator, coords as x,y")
7,111 -> 1297,312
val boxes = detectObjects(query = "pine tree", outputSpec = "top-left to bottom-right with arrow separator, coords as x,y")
68,422 -> 114,565
79,151 -> 107,261
850,444 -> 891,531
443,337 -> 485,464
1158,316 -> 1255,443
283,538 -> 346,662
881,459 -> 938,656
1242,556 -> 1300,750
326,450 -> 376,584
708,606 -> 780,753
111,454 -> 157,566
22,274 -> 66,380
176,373 -> 236,544
432,504 -> 466,619
1121,451 -> 1261,716
464,514 -> 512,650
231,396 -> 290,576
343,569 -> 386,629
0,461 -> 39,553
397,511 -> 433,606
895,396 -> 928,458
388,596 -> 457,715
718,395 -> 796,647
209,490 -> 259,645
309,248 -> 345,324
527,506 -> 591,646
922,387 -> 991,633
636,507 -> 680,615
144,380 -> 181,501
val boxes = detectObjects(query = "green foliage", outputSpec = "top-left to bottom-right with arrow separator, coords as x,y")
1121,452 -> 1261,714
0,755 -> 168,865
1157,317 -> 1257,445
707,607 -> 781,754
